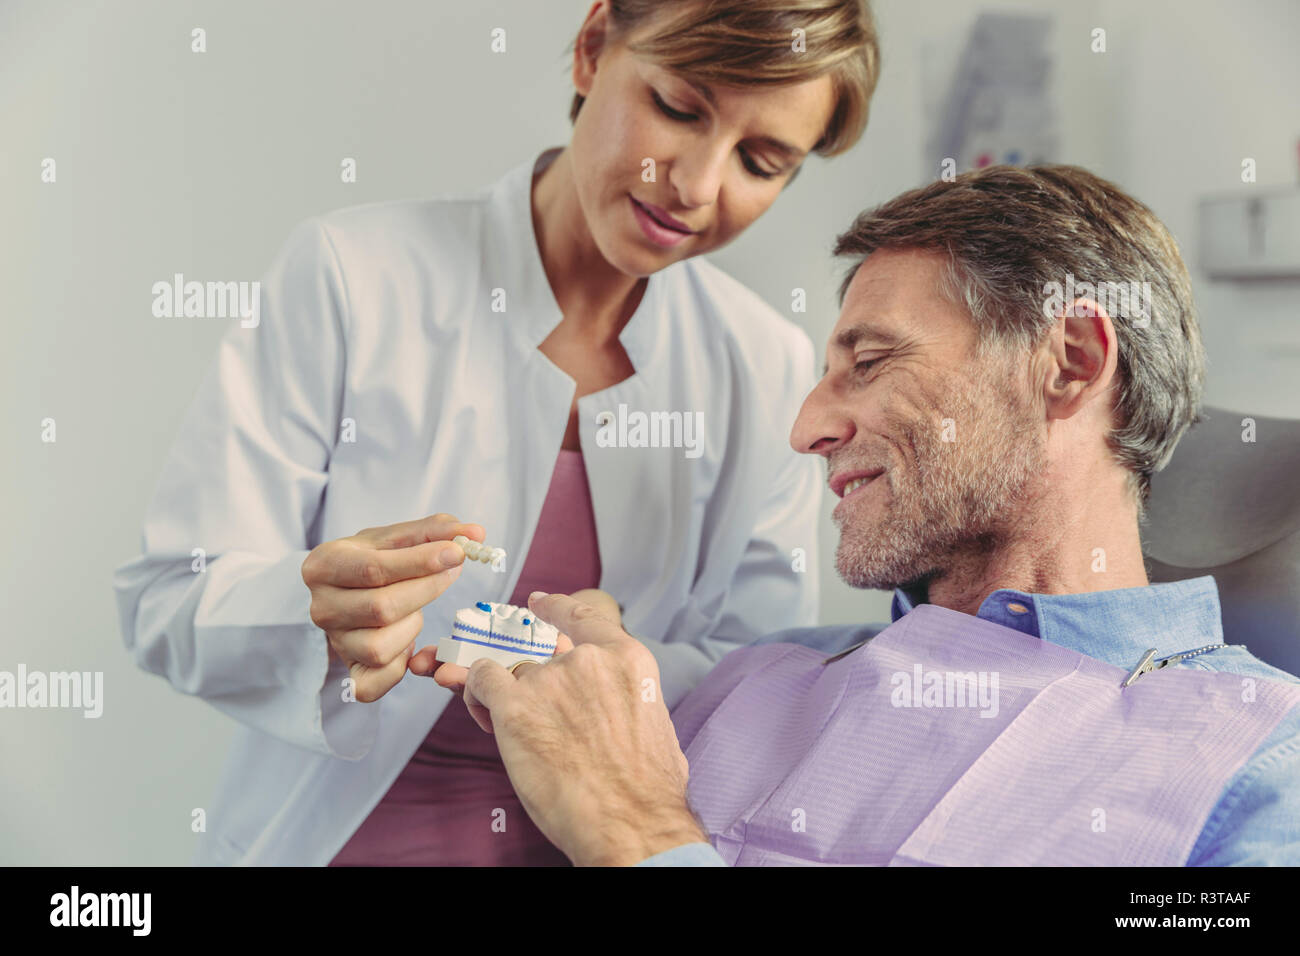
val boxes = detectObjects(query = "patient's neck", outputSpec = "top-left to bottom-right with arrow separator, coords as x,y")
923,471 -> 1149,618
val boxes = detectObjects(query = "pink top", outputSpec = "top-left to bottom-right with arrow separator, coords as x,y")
329,449 -> 601,866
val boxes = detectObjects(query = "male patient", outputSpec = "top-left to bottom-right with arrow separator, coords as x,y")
426,164 -> 1300,866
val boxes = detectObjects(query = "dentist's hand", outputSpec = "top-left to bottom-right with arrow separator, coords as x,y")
463,591 -> 705,866
301,514 -> 483,703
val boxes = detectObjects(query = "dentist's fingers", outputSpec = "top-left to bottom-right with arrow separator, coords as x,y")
408,645 -> 450,678
346,639 -> 417,704
303,518 -> 479,591
300,513 -> 491,705
329,609 -> 426,670
356,514 -> 486,551
312,538 -> 467,589
311,563 -> 464,632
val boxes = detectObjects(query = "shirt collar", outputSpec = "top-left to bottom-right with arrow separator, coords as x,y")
889,575 -> 1225,670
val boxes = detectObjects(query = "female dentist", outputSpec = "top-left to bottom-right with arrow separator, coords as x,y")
113,0 -> 880,866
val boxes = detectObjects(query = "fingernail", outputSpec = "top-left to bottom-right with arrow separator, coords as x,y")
439,544 -> 463,567
529,591 -> 549,604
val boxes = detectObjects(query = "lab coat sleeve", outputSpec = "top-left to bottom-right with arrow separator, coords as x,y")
642,336 -> 822,709
712,425 -> 823,641
112,218 -> 378,760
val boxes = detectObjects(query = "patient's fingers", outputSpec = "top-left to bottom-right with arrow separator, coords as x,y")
411,632 -> 575,735
527,592 -> 625,648
407,652 -> 488,729
409,632 -> 574,682
462,678 -> 494,734
567,588 -> 623,625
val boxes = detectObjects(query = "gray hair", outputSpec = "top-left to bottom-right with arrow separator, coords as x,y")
833,163 -> 1206,510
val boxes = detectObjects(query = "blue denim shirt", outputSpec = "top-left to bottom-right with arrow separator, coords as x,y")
638,576 -> 1300,866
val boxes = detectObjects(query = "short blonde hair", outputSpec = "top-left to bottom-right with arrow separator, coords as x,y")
570,0 -> 880,157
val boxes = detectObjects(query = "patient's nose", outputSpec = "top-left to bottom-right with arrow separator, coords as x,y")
790,382 -> 855,456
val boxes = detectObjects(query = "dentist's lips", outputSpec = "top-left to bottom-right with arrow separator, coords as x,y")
630,195 -> 695,248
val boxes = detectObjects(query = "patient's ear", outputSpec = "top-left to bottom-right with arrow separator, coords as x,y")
1041,298 -> 1119,422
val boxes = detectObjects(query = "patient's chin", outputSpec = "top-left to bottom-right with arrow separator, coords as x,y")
834,531 -> 931,592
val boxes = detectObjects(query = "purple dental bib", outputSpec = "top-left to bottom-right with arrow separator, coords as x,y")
671,604 -> 1300,866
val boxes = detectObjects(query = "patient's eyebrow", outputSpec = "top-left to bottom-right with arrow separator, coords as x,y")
822,323 -> 901,375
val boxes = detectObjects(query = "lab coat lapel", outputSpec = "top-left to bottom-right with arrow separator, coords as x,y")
576,274 -> 696,639
485,152 -> 687,639
465,148 -> 571,608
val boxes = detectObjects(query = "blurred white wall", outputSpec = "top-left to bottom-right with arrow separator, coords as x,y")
2,0 -> 1297,864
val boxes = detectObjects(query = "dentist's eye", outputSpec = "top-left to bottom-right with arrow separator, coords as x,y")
652,90 -> 697,122
854,358 -> 881,374
740,150 -> 780,180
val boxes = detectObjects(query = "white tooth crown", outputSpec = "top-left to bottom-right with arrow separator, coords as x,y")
435,600 -> 559,671
452,534 -> 506,566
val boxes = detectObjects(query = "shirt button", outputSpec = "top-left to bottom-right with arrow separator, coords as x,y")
1007,602 -> 1029,614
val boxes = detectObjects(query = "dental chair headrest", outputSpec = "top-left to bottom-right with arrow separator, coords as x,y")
1142,406 -> 1300,676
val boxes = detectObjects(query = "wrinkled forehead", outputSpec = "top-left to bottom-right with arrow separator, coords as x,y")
822,248 -> 976,371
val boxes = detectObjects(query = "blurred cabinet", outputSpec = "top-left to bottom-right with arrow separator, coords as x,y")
1199,189 -> 1300,279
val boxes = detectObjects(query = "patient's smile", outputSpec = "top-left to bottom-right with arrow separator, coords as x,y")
842,475 -> 877,496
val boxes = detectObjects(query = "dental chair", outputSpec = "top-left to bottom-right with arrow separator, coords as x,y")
1142,406 -> 1300,676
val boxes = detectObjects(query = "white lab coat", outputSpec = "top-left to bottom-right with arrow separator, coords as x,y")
113,147 -> 822,866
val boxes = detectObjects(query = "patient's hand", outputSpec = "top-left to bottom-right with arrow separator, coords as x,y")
567,588 -> 623,627
463,591 -> 702,865
407,588 -> 622,732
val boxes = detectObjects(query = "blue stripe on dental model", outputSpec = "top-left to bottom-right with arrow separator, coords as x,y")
446,634 -> 555,657
453,622 -> 556,650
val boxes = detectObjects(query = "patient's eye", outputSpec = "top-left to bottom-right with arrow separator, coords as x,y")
854,356 -> 882,374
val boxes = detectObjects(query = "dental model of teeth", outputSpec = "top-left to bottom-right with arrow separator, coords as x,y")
435,600 -> 559,670
452,534 -> 506,566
